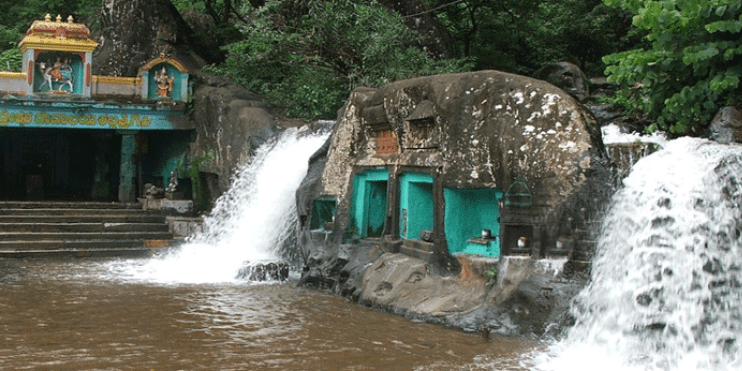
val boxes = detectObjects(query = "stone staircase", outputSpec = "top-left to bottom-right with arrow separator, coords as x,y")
0,201 -> 175,258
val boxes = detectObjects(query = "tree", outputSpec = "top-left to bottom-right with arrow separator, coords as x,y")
209,0 -> 471,119
422,0 -> 633,76
603,0 -> 742,134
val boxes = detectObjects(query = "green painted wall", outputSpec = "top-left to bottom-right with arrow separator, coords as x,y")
444,188 -> 503,257
366,180 -> 387,237
350,168 -> 388,238
399,173 -> 434,239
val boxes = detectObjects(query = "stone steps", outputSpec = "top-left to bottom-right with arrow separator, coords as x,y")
0,201 -> 142,209
0,201 -> 175,258
0,222 -> 169,233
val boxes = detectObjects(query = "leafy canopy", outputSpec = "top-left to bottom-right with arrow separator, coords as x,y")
423,0 -> 633,76
603,0 -> 742,134
206,0 -> 472,119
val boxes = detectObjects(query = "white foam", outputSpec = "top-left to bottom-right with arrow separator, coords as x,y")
535,138 -> 742,371
601,124 -> 667,147
110,126 -> 330,284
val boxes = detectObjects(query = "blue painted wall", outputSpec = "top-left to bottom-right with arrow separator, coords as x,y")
142,131 -> 193,189
0,99 -> 190,130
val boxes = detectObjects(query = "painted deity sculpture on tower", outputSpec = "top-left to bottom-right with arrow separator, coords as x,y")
38,57 -> 74,93
154,66 -> 174,98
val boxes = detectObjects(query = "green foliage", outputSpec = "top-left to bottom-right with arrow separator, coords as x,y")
485,267 -> 498,286
424,0 -> 634,76
0,49 -> 22,72
603,0 -> 742,134
208,0 -> 472,119
0,25 -> 21,71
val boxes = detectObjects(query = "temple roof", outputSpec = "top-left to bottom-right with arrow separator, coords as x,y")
19,14 -> 98,53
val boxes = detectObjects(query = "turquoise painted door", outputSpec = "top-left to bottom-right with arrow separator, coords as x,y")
350,168 -> 389,238
399,173 -> 434,239
365,180 -> 387,237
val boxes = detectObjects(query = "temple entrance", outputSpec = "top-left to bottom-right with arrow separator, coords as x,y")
0,129 -> 120,201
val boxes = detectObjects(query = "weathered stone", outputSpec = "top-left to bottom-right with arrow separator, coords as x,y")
190,81 -> 279,195
533,61 -> 590,102
312,70 -> 612,262
93,0 -> 221,76
296,70 -> 614,336
358,253 -> 487,317
709,106 -> 742,144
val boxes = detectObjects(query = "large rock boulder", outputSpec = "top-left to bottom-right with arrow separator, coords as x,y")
190,75 -> 279,195
93,0 -> 221,76
296,70 -> 614,336
190,74 -> 315,200
315,70 -> 612,260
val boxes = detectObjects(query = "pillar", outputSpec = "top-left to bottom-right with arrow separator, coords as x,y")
119,133 -> 137,202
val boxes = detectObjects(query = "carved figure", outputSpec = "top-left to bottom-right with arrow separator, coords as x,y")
38,58 -> 74,93
165,169 -> 178,193
144,183 -> 164,197
154,66 -> 174,98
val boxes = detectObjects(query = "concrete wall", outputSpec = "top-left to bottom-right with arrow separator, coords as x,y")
0,73 -> 29,95
91,76 -> 140,97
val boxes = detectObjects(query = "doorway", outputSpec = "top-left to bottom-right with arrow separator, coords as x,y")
0,129 -> 120,201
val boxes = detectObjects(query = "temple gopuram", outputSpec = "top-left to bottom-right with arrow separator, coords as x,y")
0,15 -> 193,202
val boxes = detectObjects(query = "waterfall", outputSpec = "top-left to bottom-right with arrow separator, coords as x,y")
112,125 -> 331,284
535,137 -> 742,371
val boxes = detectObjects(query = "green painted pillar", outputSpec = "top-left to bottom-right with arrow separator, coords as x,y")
118,133 -> 138,202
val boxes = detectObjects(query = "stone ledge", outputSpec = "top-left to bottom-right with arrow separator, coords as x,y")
165,216 -> 203,238
399,239 -> 435,262
140,197 -> 194,215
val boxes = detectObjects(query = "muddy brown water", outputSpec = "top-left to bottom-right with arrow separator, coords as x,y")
0,258 -> 540,370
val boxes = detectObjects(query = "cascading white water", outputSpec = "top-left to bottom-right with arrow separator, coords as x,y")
535,137 -> 742,371
113,126 -> 330,284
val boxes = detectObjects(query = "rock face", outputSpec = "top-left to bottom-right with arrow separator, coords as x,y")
533,62 -> 591,103
190,76 -> 280,195
296,70 -> 614,336
94,0 -> 221,76
709,106 -> 742,144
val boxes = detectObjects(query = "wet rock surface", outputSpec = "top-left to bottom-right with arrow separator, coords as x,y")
237,262 -> 289,282
190,80 -> 279,195
295,70 -> 613,337
300,243 -> 587,337
709,106 -> 742,144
